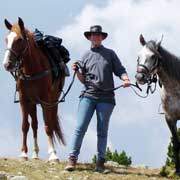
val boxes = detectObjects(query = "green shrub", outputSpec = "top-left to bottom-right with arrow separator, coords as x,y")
160,128 -> 180,178
92,147 -> 132,166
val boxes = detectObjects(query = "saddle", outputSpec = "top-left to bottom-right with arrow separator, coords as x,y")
34,29 -> 70,78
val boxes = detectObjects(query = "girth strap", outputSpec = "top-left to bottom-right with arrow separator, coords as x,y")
19,70 -> 50,81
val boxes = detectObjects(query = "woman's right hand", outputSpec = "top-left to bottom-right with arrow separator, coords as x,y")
71,63 -> 79,71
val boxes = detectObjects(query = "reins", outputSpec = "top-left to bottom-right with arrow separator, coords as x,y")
13,69 -> 77,105
133,74 -> 158,98
84,78 -> 157,99
75,61 -> 156,98
13,69 -> 148,107
12,62 -> 156,106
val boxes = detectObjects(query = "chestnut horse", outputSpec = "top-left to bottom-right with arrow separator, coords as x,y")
3,17 -> 65,161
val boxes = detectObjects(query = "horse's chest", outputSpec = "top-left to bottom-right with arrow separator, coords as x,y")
17,79 -> 51,98
161,87 -> 180,119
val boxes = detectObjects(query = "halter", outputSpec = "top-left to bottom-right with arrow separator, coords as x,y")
7,33 -> 30,80
136,48 -> 160,97
7,35 -> 29,60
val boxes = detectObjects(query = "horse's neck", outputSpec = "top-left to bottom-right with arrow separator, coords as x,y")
22,35 -> 49,75
157,68 -> 176,92
157,46 -> 180,92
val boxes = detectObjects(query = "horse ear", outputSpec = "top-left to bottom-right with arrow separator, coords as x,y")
139,34 -> 146,46
4,19 -> 12,30
18,17 -> 25,33
157,34 -> 164,48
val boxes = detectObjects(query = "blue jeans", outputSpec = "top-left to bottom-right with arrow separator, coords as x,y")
69,97 -> 115,161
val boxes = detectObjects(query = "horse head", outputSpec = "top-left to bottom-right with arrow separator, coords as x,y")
135,34 -> 162,85
3,17 -> 29,72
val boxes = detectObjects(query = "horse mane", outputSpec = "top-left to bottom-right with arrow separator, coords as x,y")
158,46 -> 180,81
146,40 -> 180,81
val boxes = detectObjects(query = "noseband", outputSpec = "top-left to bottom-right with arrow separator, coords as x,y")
137,53 -> 159,80
7,34 -> 29,72
6,34 -> 29,80
136,53 -> 160,97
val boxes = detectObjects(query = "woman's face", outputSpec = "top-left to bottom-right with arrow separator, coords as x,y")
89,33 -> 103,46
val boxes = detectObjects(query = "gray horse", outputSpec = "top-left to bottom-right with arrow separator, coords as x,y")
135,34 -> 180,175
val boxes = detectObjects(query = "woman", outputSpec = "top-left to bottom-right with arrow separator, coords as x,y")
65,25 -> 130,172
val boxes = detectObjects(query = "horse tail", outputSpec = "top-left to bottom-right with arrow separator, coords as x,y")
53,115 -> 66,145
43,107 -> 66,145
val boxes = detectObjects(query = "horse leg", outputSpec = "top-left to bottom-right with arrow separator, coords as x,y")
47,135 -> 59,161
20,103 -> 29,160
29,104 -> 39,159
42,106 -> 59,161
166,117 -> 180,174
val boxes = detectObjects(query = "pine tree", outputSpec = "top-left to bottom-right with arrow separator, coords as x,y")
160,128 -> 180,177
118,150 -> 132,166
164,128 -> 180,167
92,154 -> 97,164
165,141 -> 174,166
92,147 -> 132,166
105,147 -> 112,161
112,150 -> 119,163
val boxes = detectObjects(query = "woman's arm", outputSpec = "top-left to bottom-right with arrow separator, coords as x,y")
72,63 -> 85,84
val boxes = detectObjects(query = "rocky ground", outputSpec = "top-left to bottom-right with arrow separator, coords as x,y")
0,158 -> 173,180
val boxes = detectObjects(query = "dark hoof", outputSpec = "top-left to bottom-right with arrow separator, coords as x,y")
65,165 -> 76,172
48,159 -> 59,165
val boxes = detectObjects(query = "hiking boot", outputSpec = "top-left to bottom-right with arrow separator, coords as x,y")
65,156 -> 77,171
95,159 -> 105,172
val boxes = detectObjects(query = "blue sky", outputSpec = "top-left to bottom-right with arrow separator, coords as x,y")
1,0 -> 180,168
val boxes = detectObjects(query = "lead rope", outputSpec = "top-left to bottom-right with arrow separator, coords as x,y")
34,71 -> 77,108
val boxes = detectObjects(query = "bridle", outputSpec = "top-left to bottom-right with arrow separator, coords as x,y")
7,33 -> 53,82
7,33 -> 30,80
137,54 -> 159,80
136,48 -> 161,97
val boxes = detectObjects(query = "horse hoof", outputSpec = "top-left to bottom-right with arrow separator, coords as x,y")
19,151 -> 28,161
48,159 -> 59,165
20,157 -> 28,161
32,153 -> 39,160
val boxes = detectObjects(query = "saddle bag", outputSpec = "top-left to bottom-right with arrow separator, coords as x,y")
34,29 -> 70,77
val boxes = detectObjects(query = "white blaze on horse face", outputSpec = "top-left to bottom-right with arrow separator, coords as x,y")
3,32 -> 17,70
138,46 -> 154,65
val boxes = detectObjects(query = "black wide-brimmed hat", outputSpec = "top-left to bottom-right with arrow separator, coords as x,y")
84,25 -> 108,40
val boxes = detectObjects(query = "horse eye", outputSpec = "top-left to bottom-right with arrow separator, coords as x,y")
16,38 -> 23,43
151,55 -> 156,59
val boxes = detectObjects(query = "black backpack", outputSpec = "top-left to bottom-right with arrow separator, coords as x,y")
34,29 -> 70,77
34,29 -> 70,64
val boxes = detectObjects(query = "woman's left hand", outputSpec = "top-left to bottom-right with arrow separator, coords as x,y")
123,79 -> 131,88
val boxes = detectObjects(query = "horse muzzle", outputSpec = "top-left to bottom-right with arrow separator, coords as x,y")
135,72 -> 148,85
3,61 -> 17,72
3,62 -> 11,71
